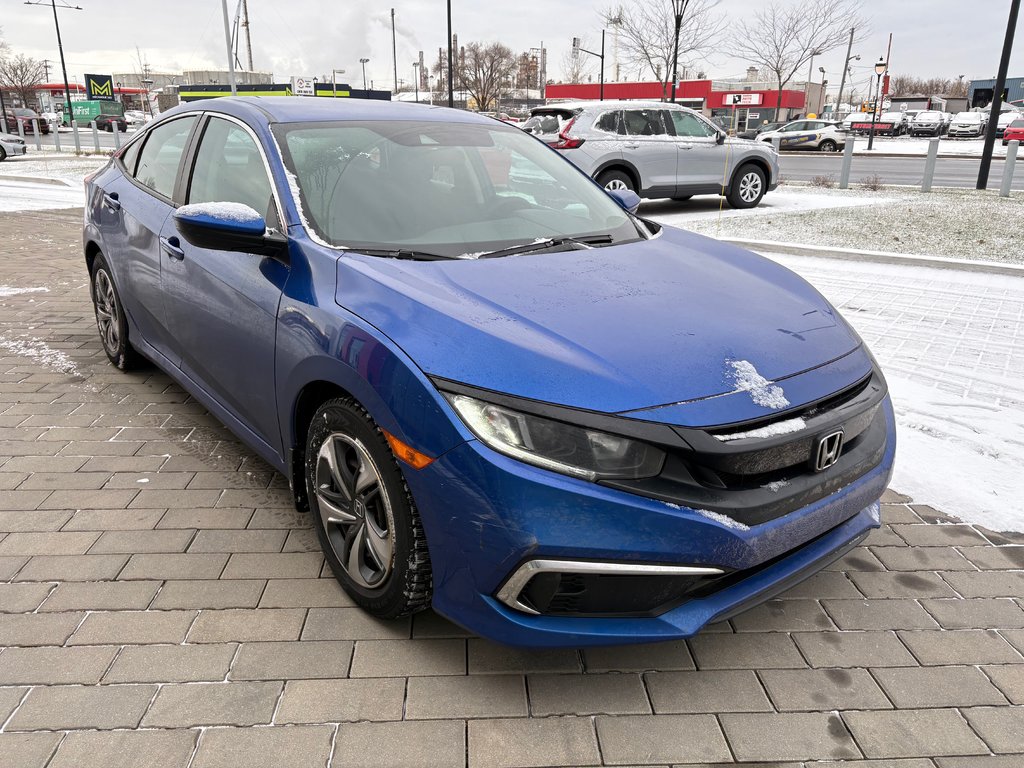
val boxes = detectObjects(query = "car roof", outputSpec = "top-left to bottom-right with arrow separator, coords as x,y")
537,100 -> 691,112
156,96 -> 497,126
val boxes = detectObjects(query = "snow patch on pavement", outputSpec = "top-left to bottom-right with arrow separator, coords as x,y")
0,337 -> 79,375
0,286 -> 49,297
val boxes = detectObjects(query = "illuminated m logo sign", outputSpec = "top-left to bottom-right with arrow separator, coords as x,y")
85,74 -> 114,101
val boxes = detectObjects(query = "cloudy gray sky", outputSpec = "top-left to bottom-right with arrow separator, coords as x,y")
3,0 -> 1022,95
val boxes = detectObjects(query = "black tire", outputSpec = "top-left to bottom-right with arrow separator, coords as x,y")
671,195 -> 693,202
726,163 -> 767,209
818,139 -> 838,152
305,397 -> 432,619
0,147 -> 6,162
90,252 -> 143,370
596,168 -> 636,193
106,124 -> 114,133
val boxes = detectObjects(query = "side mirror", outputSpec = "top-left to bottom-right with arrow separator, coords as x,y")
606,187 -> 641,214
716,131 -> 727,145
173,202 -> 286,257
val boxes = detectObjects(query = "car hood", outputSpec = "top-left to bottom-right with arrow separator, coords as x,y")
334,227 -> 863,417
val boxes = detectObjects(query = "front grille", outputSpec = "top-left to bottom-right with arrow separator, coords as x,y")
602,370 -> 889,527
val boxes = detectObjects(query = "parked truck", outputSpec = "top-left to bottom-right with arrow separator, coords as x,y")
63,100 -> 124,127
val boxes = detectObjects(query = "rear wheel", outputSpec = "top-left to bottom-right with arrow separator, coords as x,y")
0,147 -> 6,162
305,397 -> 432,619
726,164 -> 766,209
90,252 -> 143,370
818,139 -> 838,152
597,169 -> 636,193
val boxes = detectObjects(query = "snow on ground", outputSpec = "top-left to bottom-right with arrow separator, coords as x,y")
658,186 -> 1024,265
764,252 -> 1024,532
845,135 -> 1008,157
0,153 -> 107,185
0,178 -> 84,212
640,186 -> 892,224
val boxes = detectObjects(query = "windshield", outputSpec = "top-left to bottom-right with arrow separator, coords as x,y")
13,108 -> 38,117
955,113 -> 980,122
916,112 -> 941,120
273,119 -> 642,257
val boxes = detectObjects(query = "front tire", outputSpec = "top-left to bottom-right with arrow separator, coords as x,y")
597,169 -> 636,193
90,253 -> 143,370
305,397 -> 432,619
0,147 -> 6,162
726,164 -> 766,209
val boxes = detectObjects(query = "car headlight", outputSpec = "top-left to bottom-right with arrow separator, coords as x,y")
445,393 -> 665,481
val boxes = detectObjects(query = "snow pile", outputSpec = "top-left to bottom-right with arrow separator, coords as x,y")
0,286 -> 49,298
728,359 -> 790,410
0,337 -> 79,375
176,202 -> 263,223
715,416 -> 806,442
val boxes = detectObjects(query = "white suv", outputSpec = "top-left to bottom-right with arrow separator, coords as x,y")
524,100 -> 780,208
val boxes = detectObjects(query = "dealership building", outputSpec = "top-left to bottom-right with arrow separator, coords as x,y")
545,73 -> 824,132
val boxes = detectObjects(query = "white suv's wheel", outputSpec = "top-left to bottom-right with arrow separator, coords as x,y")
726,164 -> 766,209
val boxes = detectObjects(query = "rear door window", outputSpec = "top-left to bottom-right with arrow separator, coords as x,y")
133,116 -> 198,200
624,109 -> 668,136
594,111 -> 625,135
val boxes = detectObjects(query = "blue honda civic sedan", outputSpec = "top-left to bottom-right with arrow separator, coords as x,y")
83,97 -> 894,647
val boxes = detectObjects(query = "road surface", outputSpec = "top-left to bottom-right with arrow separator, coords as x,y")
779,153 -> 1023,190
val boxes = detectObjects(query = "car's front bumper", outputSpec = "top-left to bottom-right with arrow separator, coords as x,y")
3,143 -> 27,157
406,396 -> 895,647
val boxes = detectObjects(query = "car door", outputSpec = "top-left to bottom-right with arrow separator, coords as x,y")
621,108 -> 677,196
778,121 -> 811,149
159,114 -> 286,451
98,114 -> 199,367
668,109 -> 726,190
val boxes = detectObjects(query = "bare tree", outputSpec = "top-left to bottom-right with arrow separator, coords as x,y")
559,39 -> 594,84
458,42 -> 517,112
731,0 -> 867,120
0,53 -> 46,108
889,74 -> 967,98
603,0 -> 725,99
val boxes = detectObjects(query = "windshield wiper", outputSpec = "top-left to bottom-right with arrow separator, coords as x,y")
343,247 -> 457,262
476,234 -> 615,260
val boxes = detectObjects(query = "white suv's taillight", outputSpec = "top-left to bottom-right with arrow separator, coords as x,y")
551,117 -> 585,150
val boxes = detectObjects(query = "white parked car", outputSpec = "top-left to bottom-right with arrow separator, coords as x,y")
0,134 -> 27,161
947,111 -> 987,138
124,110 -> 149,128
758,119 -> 847,151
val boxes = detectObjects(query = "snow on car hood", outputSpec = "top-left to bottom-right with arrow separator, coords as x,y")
334,227 -> 863,416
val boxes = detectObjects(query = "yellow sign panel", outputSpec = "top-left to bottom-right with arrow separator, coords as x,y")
85,73 -> 115,101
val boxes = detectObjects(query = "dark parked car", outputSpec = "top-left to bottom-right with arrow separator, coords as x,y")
82,97 -> 894,648
737,121 -> 785,140
4,108 -> 51,135
94,114 -> 128,132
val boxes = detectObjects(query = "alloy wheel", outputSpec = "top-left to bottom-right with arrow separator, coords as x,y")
314,433 -> 395,589
604,178 -> 629,191
738,172 -> 762,203
93,269 -> 120,354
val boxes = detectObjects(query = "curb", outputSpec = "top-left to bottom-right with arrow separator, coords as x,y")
0,174 -> 75,188
723,238 -> 1024,277
780,152 -> 1007,160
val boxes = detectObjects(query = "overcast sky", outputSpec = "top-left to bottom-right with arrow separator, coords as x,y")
3,0 -> 1022,95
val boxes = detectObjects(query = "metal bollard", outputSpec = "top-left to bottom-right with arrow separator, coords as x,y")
91,121 -> 101,152
32,120 -> 42,151
72,120 -> 81,153
921,138 -> 940,193
1001,140 -> 1019,198
112,124 -> 121,150
54,123 -> 62,152
772,135 -> 781,153
17,118 -> 25,140
839,134 -> 855,189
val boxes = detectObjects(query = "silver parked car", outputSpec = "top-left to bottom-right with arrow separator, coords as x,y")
524,100 -> 779,208
0,134 -> 27,161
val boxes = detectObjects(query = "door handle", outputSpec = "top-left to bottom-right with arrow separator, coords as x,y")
624,143 -> 640,149
679,144 -> 693,150
160,236 -> 185,261
102,191 -> 120,211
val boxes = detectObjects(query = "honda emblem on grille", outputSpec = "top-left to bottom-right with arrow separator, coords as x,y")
814,430 -> 845,471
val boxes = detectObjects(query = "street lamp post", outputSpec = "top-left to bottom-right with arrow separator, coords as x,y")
360,58 -> 370,93
412,62 -> 420,103
446,0 -> 454,108
867,58 -> 887,150
819,66 -> 827,115
573,33 -> 606,100
24,0 -> 82,126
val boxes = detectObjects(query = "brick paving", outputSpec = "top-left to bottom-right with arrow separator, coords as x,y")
0,207 -> 1022,766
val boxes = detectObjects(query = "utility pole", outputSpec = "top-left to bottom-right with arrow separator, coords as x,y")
241,0 -> 253,71
42,59 -> 52,81
978,0 -> 1020,189
220,0 -> 237,95
391,8 -> 398,95
24,1 -> 81,125
446,1 -> 454,107
836,27 -> 854,119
